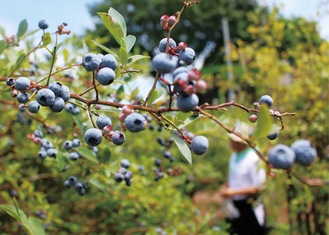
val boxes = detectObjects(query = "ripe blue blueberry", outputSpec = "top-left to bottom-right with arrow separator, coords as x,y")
46,148 -> 58,158
154,158 -> 161,167
259,95 -> 273,108
63,140 -> 73,150
64,180 -> 71,188
38,150 -> 47,159
177,94 -> 199,112
49,97 -> 65,112
111,130 -> 126,145
178,47 -> 195,65
38,20 -> 49,30
191,136 -> 209,155
124,113 -> 147,132
101,54 -> 118,71
152,53 -> 178,74
72,138 -> 82,147
14,77 -> 30,92
36,88 -> 56,106
121,159 -> 130,169
84,128 -> 103,146
114,172 -> 124,182
159,38 -> 177,53
17,93 -> 30,103
33,130 -> 43,138
18,104 -> 26,112
268,144 -> 296,169
68,176 -> 78,185
48,81 -> 63,96
82,53 -> 102,71
96,67 -> 116,85
291,139 -> 317,166
60,85 -> 70,102
40,138 -> 53,150
267,131 -> 279,140
124,171 -> 133,181
6,77 -> 15,86
69,152 -> 80,161
173,67 -> 189,79
96,115 -> 112,129
28,101 -> 40,113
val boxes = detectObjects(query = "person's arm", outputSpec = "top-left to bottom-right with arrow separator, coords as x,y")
220,186 -> 260,198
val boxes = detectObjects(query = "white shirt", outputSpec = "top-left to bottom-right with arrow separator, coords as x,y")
228,148 -> 266,201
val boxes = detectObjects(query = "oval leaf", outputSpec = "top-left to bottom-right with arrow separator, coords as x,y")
76,147 -> 98,164
125,35 -> 136,53
170,131 -> 192,164
17,19 -> 28,39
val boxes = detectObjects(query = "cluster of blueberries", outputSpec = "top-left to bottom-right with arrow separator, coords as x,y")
268,139 -> 317,169
62,138 -> 84,161
64,176 -> 87,196
114,159 -> 133,186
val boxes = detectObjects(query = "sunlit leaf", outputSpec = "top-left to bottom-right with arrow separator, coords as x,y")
56,151 -> 68,171
17,19 -> 28,39
147,87 -> 164,105
91,40 -> 116,57
125,35 -> 136,53
41,32 -> 51,47
253,105 -> 273,139
0,40 -> 5,55
119,46 -> 128,66
76,147 -> 98,164
127,55 -> 150,66
170,131 -> 192,164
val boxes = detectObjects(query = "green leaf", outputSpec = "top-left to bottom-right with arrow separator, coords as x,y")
16,19 -> 28,39
119,46 -> 128,66
97,8 -> 127,47
147,87 -> 164,105
24,217 -> 46,235
127,55 -> 150,66
131,87 -> 139,98
170,131 -> 192,164
76,147 -> 99,164
178,114 -> 204,129
125,35 -> 136,53
0,204 -> 21,221
100,148 -> 111,163
0,40 -> 5,55
91,40 -> 116,57
13,198 -> 21,221
56,151 -> 68,171
253,105 -> 273,139
89,178 -> 108,192
41,32 -> 51,47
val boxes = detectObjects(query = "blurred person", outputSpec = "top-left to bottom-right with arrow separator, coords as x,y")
219,121 -> 267,235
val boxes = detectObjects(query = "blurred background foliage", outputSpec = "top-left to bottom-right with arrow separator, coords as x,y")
0,0 -> 328,234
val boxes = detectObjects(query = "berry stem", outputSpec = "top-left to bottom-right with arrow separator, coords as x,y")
143,72 -> 160,106
46,33 -> 59,86
92,70 -> 99,101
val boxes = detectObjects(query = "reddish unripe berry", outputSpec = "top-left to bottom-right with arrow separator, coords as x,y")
195,80 -> 207,92
122,105 -> 134,115
248,114 -> 258,123
118,113 -> 126,122
177,42 -> 188,51
182,84 -> 196,95
188,68 -> 201,81
168,15 -> 177,26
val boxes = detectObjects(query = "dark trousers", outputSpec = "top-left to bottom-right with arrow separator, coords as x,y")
226,199 -> 266,235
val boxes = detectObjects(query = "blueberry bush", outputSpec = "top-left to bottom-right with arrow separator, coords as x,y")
0,1 -> 328,234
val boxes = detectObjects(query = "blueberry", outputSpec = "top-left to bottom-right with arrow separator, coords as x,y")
154,158 -> 161,167
6,77 -> 15,86
65,103 -> 74,113
96,115 -> 112,129
163,150 -> 172,159
38,150 -> 47,159
64,180 -> 71,188
82,53 -> 102,71
40,138 -> 53,149
36,88 -> 56,106
154,172 -> 164,182
84,128 -> 103,146
152,53 -> 178,74
60,85 -> 70,102
177,94 -> 199,112
124,113 -> 146,132
259,95 -> 273,108
114,172 -> 124,182
125,179 -> 132,186
14,77 -> 30,92
28,101 -> 40,113
49,97 -> 65,112
46,148 -> 58,158
111,130 -> 126,145
38,20 -> 49,30
124,171 -> 133,181
268,144 -> 296,169
77,188 -> 86,196
173,67 -> 189,80
96,67 -> 116,85
72,138 -> 82,147
121,159 -> 130,169
18,104 -> 26,112
69,152 -> 80,161
34,130 -> 43,138
72,107 -> 80,115
267,131 -> 279,140
63,140 -> 73,150
159,38 -> 176,53
191,136 -> 209,155
68,176 -> 78,185
178,47 -> 195,65
101,54 -> 118,71
17,93 -> 30,103
74,182 -> 84,192
291,139 -> 317,166
48,81 -> 63,96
